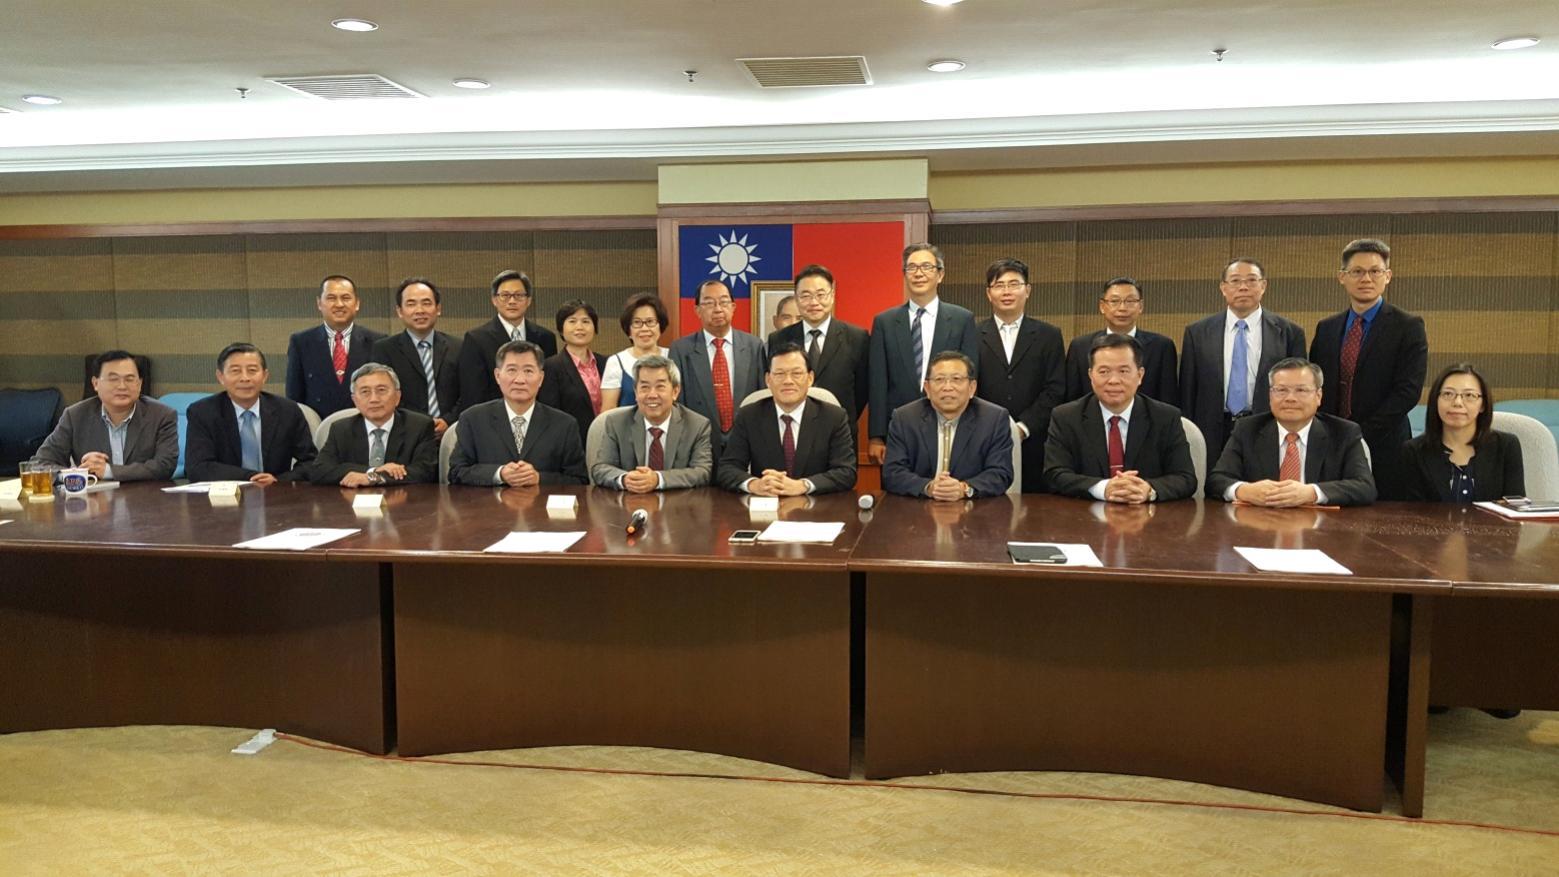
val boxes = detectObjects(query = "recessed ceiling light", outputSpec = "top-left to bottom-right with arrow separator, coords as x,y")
921,0 -> 966,5
1491,36 -> 1540,51
926,59 -> 966,73
22,94 -> 63,105
331,18 -> 379,32
452,78 -> 491,90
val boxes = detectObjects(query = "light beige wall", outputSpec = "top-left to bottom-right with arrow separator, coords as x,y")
658,159 -> 929,204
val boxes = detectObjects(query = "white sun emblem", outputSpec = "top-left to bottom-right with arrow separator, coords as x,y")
705,231 -> 762,288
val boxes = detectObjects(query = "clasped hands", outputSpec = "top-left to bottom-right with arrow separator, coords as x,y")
1101,469 -> 1155,504
1234,479 -> 1319,508
497,460 -> 541,488
747,469 -> 809,497
923,471 -> 969,502
622,466 -> 661,494
340,462 -> 408,488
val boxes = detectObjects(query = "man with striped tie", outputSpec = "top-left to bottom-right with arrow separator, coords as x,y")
370,278 -> 461,435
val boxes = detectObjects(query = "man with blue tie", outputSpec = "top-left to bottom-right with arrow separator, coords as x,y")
284,275 -> 385,418
186,343 -> 316,484
369,277 -> 460,435
309,363 -> 440,487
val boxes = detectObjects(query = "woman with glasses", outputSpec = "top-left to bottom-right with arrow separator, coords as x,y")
600,292 -> 670,409
1400,363 -> 1524,502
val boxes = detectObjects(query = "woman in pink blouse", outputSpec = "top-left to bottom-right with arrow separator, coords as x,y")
538,299 -> 608,442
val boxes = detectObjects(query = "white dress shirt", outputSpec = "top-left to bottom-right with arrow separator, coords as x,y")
1088,399 -> 1135,501
801,317 -> 831,357
498,316 -> 524,342
1222,418 -> 1329,505
363,413 -> 396,469
740,399 -> 815,494
625,413 -> 672,490
493,400 -> 534,484
908,297 -> 941,383
996,316 -> 1022,364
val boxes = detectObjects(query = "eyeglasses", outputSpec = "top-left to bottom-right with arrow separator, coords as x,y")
927,375 -> 970,387
1269,386 -> 1317,398
1438,390 -> 1484,404
97,375 -> 142,387
794,291 -> 833,304
1100,297 -> 1142,307
904,263 -> 942,276
698,298 -> 734,309
498,366 -> 540,378
494,291 -> 532,302
353,385 -> 397,398
1091,366 -> 1140,379
1342,268 -> 1389,280
1222,276 -> 1265,286
988,281 -> 1028,292
629,318 -> 661,330
770,369 -> 809,381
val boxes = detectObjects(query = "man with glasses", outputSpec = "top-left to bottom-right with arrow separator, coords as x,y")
974,257 -> 1065,493
1207,358 -> 1375,506
285,275 -> 386,417
867,242 -> 979,464
448,339 -> 587,486
669,279 -> 766,458
370,277 -> 461,435
766,264 -> 870,451
1064,277 -> 1179,406
309,363 -> 440,486
719,344 -> 856,496
883,351 -> 1013,500
30,349 -> 178,482
456,268 -> 558,416
1308,239 -> 1427,498
1179,258 -> 1308,474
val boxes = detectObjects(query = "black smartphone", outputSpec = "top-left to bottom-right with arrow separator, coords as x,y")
1008,543 -> 1068,564
728,530 -> 762,544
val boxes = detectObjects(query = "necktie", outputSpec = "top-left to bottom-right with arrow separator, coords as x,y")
911,307 -> 926,381
1226,319 -> 1250,414
647,426 -> 665,470
511,416 -> 527,456
369,428 -> 386,469
418,340 -> 440,420
1108,415 -> 1125,476
807,329 -> 822,370
781,414 -> 797,475
1002,321 -> 1018,364
711,337 -> 734,432
939,421 -> 953,475
511,325 -> 523,342
239,410 -> 261,472
1338,317 -> 1365,419
1280,431 -> 1302,482
332,331 -> 348,384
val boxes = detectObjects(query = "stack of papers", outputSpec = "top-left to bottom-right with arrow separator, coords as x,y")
234,528 -> 360,551
1474,501 -> 1559,521
755,521 -> 845,544
483,531 -> 586,553
164,481 -> 255,494
1234,546 -> 1352,576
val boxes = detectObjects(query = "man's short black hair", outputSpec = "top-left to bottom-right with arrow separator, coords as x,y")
491,269 -> 533,297
92,349 -> 138,378
986,258 -> 1030,286
1088,332 -> 1144,368
495,339 -> 544,369
217,342 -> 267,371
1102,277 -> 1142,297
927,350 -> 975,379
794,264 -> 834,287
768,341 -> 811,372
1341,238 -> 1391,268
395,277 -> 441,306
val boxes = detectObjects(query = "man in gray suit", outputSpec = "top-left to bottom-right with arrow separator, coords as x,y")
30,349 -> 178,481
669,279 -> 765,456
867,242 -> 980,464
590,354 -> 713,492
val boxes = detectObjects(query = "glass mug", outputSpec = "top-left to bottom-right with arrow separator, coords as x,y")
19,462 -> 56,496
60,467 -> 99,496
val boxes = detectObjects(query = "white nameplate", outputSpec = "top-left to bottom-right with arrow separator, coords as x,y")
208,482 -> 243,498
352,493 -> 385,510
0,478 -> 21,500
546,494 -> 579,511
747,496 -> 780,513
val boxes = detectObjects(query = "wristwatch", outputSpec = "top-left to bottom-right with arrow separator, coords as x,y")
963,482 -> 974,499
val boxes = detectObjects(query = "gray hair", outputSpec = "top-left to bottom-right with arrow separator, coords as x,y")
631,354 -> 680,388
1267,357 -> 1322,387
351,362 -> 401,390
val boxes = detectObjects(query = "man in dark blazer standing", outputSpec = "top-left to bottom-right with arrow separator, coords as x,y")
285,275 -> 385,418
309,363 -> 440,486
669,279 -> 766,457
1207,358 -> 1376,506
369,277 -> 460,436
448,340 -> 587,486
766,264 -> 869,451
187,343 -> 316,484
30,349 -> 179,482
1309,238 -> 1428,499
1045,334 -> 1197,503
1064,277 -> 1179,406
883,351 -> 1013,499
719,344 -> 857,496
868,242 -> 980,464
455,269 -> 558,416
1179,258 -> 1308,473
974,257 -> 1065,493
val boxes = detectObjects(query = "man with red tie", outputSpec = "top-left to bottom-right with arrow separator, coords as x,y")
668,279 -> 766,460
588,354 -> 714,492
716,343 -> 857,496
285,275 -> 385,417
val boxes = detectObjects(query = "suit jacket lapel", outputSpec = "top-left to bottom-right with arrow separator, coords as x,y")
258,395 -> 281,464
733,334 -> 756,397
688,334 -> 715,404
1255,419 -> 1281,480
1082,401 -> 1109,476
386,413 -> 410,461
1303,418 -> 1330,482
897,307 -> 918,375
1008,318 -> 1039,370
795,398 -> 827,469
815,322 -> 845,375
1358,303 -> 1391,362
754,400 -> 784,468
1123,401 -> 1149,469
979,321 -> 1005,368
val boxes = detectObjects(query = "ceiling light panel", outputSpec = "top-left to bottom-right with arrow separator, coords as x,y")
739,56 -> 872,88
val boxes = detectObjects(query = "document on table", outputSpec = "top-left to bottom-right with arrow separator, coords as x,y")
483,531 -> 586,553
234,528 -> 360,551
0,520 -> 12,526
1234,546 -> 1352,576
1473,500 -> 1559,521
1008,542 -> 1104,567
164,481 -> 255,494
756,521 -> 845,544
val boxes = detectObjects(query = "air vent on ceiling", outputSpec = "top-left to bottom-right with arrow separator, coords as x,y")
738,56 -> 872,88
265,74 -> 424,100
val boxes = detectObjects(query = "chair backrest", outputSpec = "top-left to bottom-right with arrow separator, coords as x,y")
438,421 -> 460,484
1492,410 -> 1559,500
1360,437 -> 1372,470
156,392 -> 208,480
1408,403 -> 1426,438
314,408 -> 359,449
1181,417 -> 1207,500
586,407 -> 629,473
1007,417 -> 1023,496
82,353 -> 153,401
296,403 -> 322,440
738,387 -> 842,408
0,387 -> 65,476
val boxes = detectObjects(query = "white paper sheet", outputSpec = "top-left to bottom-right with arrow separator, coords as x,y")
1008,541 -> 1104,568
0,520 -> 12,526
755,521 -> 845,544
1234,546 -> 1352,576
483,531 -> 586,554
164,481 -> 255,494
1474,500 -> 1559,520
233,528 -> 360,551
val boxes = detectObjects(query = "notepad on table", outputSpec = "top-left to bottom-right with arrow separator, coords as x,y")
1234,546 -> 1352,576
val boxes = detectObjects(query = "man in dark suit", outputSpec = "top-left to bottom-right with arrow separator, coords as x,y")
1207,357 -> 1376,506
309,363 -> 440,487
448,340 -> 587,486
883,351 -> 1013,499
30,349 -> 179,481
187,343 -> 316,484
1045,334 -> 1197,503
719,344 -> 857,496
669,279 -> 766,456
974,257 -> 1065,493
766,264 -> 869,451
369,277 -> 460,436
868,243 -> 980,464
1064,277 -> 1179,406
455,269 -> 558,416
1179,258 -> 1308,473
590,354 -> 713,492
285,275 -> 385,418
1308,238 -> 1428,499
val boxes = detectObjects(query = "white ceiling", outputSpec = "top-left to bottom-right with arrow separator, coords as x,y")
3,0 -> 1558,191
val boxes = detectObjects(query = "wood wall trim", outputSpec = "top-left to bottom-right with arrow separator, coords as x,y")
929,196 -> 1559,224
0,215 -> 658,240
657,199 -> 932,220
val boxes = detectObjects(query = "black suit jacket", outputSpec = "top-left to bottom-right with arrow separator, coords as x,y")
1064,329 -> 1179,407
1309,302 -> 1427,499
308,408 -> 440,485
975,316 -> 1065,493
868,300 -> 980,440
1179,310 -> 1308,471
537,350 -> 607,444
455,316 -> 558,416
1400,431 -> 1525,502
1206,412 -> 1376,506
882,397 -> 1014,498
185,391 -> 316,482
767,318 -> 869,448
716,397 -> 857,495
447,398 -> 587,486
1043,394 -> 1197,501
368,330 -> 461,422
285,324 -> 386,417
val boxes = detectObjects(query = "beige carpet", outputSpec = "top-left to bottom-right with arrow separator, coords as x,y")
2,711 -> 1556,876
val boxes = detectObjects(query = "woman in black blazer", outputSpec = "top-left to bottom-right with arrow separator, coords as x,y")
1400,363 -> 1524,502
537,299 -> 608,442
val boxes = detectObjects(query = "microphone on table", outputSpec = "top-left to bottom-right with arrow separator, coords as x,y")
625,508 -> 649,536
857,493 -> 876,511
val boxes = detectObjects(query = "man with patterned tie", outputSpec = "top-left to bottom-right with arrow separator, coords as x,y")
766,264 -> 870,452
1044,334 -> 1197,503
1206,358 -> 1376,506
284,275 -> 385,417
369,277 -> 461,435
447,340 -> 587,486
882,351 -> 1012,500
309,363 -> 440,487
186,343 -> 316,484
455,269 -> 559,416
718,344 -> 857,496
1179,258 -> 1307,474
589,355 -> 713,492
668,279 -> 766,459
1309,239 -> 1428,499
